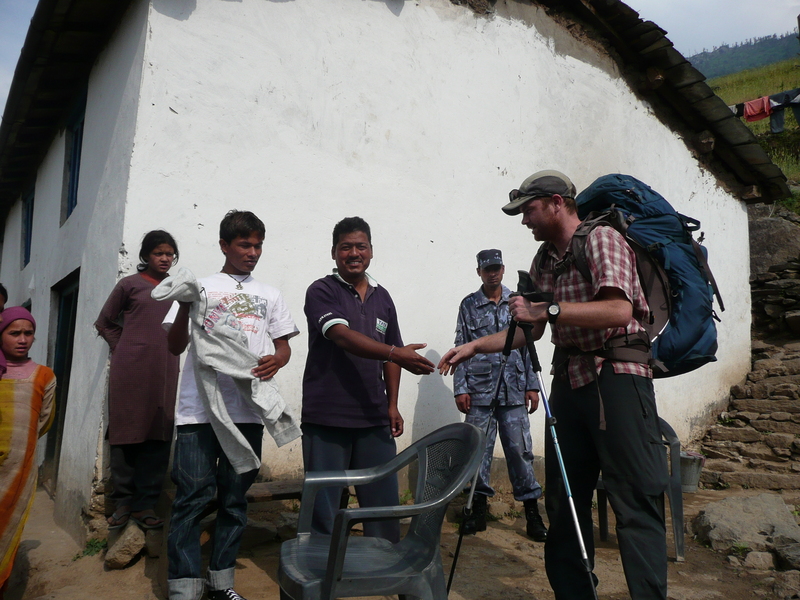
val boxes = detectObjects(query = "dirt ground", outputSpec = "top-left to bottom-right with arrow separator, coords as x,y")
6,485 -> 800,600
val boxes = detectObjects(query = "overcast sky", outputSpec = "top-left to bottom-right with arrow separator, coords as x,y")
1,0 -> 799,118
625,0 -> 799,56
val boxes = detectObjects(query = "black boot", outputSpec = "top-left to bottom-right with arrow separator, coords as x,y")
461,493 -> 488,535
524,499 -> 547,542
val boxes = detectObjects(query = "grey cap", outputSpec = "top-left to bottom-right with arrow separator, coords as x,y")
502,170 -> 577,215
477,249 -> 503,268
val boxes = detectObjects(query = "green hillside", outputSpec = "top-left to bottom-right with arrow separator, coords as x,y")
708,56 -> 800,203
689,32 -> 798,79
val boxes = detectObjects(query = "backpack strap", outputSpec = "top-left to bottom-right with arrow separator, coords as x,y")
690,238 -> 726,313
680,213 -> 725,313
549,210 -> 665,372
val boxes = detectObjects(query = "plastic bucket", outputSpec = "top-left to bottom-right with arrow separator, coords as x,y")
679,451 -> 705,493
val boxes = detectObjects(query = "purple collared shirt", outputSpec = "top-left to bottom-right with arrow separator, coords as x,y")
302,273 -> 403,428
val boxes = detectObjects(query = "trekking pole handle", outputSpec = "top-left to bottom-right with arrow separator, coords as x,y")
502,317 -> 517,357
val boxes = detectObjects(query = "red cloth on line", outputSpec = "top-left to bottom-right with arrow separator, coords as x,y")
743,96 -> 771,122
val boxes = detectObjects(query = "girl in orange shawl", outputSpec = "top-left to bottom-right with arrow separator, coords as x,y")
0,307 -> 55,596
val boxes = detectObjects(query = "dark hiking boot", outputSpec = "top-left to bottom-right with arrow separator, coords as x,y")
461,494 -> 488,535
524,499 -> 547,542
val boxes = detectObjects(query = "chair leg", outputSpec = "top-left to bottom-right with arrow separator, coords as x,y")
339,486 -> 351,510
596,485 -> 608,542
667,447 -> 685,562
659,418 -> 685,562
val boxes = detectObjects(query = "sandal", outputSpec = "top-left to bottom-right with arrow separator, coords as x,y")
131,510 -> 164,529
107,508 -> 131,530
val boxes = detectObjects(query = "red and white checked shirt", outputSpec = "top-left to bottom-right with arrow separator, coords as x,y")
532,225 -> 652,389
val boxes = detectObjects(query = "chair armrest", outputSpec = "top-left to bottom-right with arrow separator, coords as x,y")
296,446 -> 421,533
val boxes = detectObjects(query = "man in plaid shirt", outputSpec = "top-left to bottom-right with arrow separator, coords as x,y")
439,170 -> 668,600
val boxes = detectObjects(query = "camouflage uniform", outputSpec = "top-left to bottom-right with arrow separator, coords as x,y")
454,285 -> 542,501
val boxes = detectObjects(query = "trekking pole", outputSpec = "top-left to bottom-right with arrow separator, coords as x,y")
515,271 -> 598,600
447,318 -> 518,594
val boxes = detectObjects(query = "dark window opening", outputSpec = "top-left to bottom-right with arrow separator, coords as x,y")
61,88 -> 87,225
22,188 -> 34,267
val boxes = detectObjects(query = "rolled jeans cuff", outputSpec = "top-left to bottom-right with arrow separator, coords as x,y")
168,577 -> 204,600
208,567 -> 235,591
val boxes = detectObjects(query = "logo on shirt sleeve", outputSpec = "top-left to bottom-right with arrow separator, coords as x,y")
376,318 -> 388,334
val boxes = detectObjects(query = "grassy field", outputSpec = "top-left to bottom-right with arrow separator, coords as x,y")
707,56 -> 800,192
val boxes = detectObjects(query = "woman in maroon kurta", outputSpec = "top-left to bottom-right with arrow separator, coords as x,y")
95,230 -> 180,529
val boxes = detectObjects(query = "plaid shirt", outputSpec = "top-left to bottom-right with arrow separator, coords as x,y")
532,226 -> 652,388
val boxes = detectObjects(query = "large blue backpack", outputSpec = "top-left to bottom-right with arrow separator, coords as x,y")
543,174 -> 724,378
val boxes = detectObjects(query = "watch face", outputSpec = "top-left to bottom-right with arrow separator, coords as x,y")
548,304 -> 559,316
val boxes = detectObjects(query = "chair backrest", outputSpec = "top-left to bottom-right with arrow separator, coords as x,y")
402,423 -> 484,553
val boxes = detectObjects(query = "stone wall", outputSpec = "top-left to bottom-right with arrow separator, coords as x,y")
700,204 -> 800,489
701,340 -> 800,490
751,263 -> 800,336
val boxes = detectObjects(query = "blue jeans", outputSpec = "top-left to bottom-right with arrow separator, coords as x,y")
167,423 -> 263,600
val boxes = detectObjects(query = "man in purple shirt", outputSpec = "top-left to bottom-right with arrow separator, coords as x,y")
302,216 -> 435,542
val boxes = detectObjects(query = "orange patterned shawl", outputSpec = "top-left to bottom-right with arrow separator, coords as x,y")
0,365 -> 56,587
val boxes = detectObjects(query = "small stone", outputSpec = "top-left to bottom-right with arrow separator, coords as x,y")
764,304 -> 785,318
730,384 -> 750,399
764,433 -> 795,448
488,501 -> 511,517
743,551 -> 776,570
733,412 -> 761,422
707,426 -> 762,443
783,358 -> 800,375
754,358 -> 784,371
771,412 -> 792,421
753,420 -> 800,435
105,521 -> 145,569
776,543 -> 800,570
752,340 -> 775,351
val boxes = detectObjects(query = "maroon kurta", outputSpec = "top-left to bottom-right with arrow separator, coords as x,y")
95,273 -> 179,445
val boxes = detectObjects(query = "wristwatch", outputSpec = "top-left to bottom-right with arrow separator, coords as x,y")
547,302 -> 561,324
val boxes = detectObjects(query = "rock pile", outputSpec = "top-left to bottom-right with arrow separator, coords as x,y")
751,260 -> 800,336
700,340 -> 800,490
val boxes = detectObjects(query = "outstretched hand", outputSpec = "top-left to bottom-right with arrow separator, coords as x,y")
437,343 -> 477,376
391,343 -> 435,375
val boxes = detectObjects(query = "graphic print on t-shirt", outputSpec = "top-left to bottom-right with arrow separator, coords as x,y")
203,291 -> 268,336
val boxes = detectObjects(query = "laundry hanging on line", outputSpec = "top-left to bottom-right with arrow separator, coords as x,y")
731,88 -> 800,133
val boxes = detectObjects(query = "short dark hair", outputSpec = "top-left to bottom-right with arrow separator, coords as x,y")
0,283 -> 7,303
137,230 -> 179,272
332,216 -> 371,248
219,210 -> 265,244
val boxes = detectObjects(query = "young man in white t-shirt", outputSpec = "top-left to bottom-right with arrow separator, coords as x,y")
164,210 -> 299,600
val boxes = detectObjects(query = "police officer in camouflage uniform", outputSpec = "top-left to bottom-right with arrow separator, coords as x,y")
453,249 -> 547,541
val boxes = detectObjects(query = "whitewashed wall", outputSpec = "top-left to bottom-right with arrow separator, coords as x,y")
123,0 -> 749,479
0,0 -> 751,537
